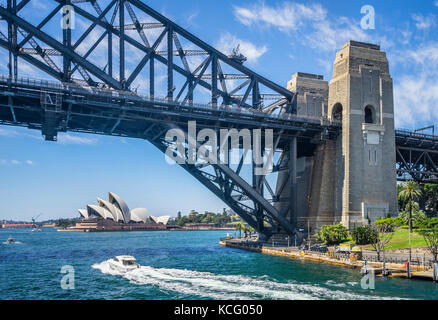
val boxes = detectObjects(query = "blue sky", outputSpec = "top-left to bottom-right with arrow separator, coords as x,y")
1,0 -> 438,221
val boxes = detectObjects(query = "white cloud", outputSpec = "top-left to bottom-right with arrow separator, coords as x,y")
399,29 -> 413,45
0,128 -> 17,137
186,11 -> 199,25
57,134 -> 98,145
317,58 -> 332,74
0,127 -> 41,140
393,42 -> 438,128
233,2 -> 326,32
394,75 -> 438,128
0,159 -> 35,166
233,1 -> 393,75
31,0 -> 48,10
391,41 -> 438,66
305,17 -> 370,52
412,13 -> 436,30
216,33 -> 268,64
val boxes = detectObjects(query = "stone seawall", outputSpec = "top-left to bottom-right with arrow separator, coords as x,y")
219,239 -> 421,273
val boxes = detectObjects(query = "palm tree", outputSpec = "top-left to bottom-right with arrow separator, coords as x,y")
247,226 -> 255,238
398,181 -> 423,233
235,222 -> 245,238
399,181 -> 423,263
243,225 -> 252,238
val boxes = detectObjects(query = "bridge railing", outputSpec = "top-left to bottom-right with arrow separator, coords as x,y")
0,74 -> 341,127
0,74 -> 64,90
396,128 -> 438,140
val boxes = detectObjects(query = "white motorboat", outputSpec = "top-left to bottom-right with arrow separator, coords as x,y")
6,237 -> 15,244
108,255 -> 140,273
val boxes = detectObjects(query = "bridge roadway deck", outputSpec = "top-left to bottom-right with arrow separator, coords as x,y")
1,75 -> 438,165
0,76 -> 340,143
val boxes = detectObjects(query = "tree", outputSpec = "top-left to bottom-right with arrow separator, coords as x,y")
176,216 -> 187,226
247,226 -> 255,237
398,202 -> 427,228
398,181 -> 423,233
397,184 -> 409,212
56,218 -> 77,228
316,224 -> 349,246
351,225 -> 378,245
235,222 -> 245,238
417,217 -> 438,263
423,184 -> 438,217
243,225 -> 250,238
370,218 -> 396,261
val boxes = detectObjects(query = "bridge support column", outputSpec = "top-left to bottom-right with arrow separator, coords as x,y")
7,0 -> 18,82
62,0 -> 72,82
328,41 -> 398,229
119,0 -> 125,87
289,137 -> 297,229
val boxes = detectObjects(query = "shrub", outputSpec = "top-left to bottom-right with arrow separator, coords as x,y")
376,217 -> 403,228
351,225 -> 378,245
316,224 -> 349,246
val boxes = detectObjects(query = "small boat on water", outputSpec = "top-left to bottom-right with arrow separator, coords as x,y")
6,237 -> 15,244
108,256 -> 140,273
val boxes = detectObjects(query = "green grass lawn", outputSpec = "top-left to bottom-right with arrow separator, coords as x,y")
362,227 -> 428,250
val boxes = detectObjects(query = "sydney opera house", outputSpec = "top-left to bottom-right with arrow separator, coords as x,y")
61,192 -> 171,232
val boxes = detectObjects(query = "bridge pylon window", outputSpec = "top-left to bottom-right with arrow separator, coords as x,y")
365,105 -> 375,124
332,103 -> 343,121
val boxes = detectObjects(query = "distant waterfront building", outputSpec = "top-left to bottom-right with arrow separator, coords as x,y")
1,223 -> 34,229
64,192 -> 169,232
77,192 -> 151,224
150,216 -> 171,225
78,192 -> 147,223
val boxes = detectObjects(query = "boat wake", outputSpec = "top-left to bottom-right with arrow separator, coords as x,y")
92,259 -> 402,300
2,241 -> 22,245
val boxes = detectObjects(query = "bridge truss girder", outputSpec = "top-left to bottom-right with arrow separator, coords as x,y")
395,130 -> 438,183
0,0 -> 296,113
396,147 -> 438,183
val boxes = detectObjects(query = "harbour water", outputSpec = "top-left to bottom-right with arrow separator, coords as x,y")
1,228 -> 438,300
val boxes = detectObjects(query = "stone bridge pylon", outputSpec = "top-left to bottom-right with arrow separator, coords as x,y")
277,40 -> 398,231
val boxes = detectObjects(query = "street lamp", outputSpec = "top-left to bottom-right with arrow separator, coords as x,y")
409,217 -> 412,263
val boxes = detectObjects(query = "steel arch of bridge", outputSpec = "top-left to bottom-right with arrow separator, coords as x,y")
0,0 -> 342,237
0,0 -> 296,112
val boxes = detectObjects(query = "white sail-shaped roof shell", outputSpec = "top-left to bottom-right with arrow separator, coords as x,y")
87,205 -> 115,221
108,192 -> 130,223
150,216 -> 171,225
78,209 -> 88,219
97,198 -> 124,222
130,208 -> 148,223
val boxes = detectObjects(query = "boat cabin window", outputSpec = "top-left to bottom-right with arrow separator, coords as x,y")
123,260 -> 135,266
